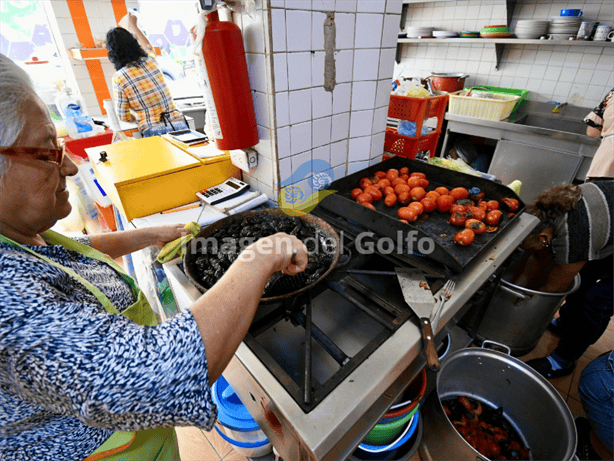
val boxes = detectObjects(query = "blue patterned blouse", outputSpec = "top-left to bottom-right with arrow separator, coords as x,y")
0,237 -> 217,460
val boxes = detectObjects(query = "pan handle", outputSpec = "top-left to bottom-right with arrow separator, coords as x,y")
420,317 -> 440,372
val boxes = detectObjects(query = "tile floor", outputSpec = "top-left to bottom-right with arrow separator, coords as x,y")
176,311 -> 614,461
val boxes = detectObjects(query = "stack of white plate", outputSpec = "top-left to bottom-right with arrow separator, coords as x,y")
514,19 -> 549,39
548,17 -> 582,36
433,30 -> 458,39
405,26 -> 434,38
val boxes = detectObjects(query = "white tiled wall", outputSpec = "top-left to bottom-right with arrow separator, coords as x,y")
247,0 -> 404,202
396,0 -> 614,108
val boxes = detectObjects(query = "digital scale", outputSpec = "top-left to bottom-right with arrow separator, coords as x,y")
196,178 -> 250,205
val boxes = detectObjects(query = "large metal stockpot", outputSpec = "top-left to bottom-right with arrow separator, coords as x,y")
423,345 -> 576,460
467,273 -> 581,356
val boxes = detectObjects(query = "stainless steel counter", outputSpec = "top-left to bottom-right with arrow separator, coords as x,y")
441,102 -> 600,202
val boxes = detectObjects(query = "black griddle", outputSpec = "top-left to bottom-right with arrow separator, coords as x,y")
316,157 -> 525,273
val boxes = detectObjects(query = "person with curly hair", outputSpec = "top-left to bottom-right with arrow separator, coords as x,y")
584,88 -> 614,180
106,14 -> 188,137
514,181 -> 613,458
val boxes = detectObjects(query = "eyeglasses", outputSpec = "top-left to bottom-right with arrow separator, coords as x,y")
0,144 -> 65,166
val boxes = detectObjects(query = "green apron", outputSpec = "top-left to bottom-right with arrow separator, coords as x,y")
0,230 -> 181,461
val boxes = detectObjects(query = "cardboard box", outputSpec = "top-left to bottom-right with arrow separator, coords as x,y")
85,137 -> 238,221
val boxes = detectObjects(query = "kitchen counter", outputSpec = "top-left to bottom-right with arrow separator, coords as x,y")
441,101 -> 600,202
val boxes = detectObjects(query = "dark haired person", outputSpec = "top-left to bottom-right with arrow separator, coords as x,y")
106,14 -> 188,137
514,182 -> 612,459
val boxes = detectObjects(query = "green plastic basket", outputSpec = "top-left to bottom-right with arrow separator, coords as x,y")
464,86 -> 530,115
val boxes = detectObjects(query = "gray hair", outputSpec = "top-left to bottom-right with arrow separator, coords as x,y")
0,53 -> 36,180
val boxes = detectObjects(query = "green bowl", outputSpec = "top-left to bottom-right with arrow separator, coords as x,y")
481,27 -> 510,33
362,406 -> 418,445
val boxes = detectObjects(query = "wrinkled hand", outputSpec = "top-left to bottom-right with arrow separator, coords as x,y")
151,224 -> 194,247
246,233 -> 308,276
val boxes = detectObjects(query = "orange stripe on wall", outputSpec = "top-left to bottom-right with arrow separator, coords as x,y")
111,0 -> 128,26
86,61 -> 112,114
66,0 -> 94,48
67,0 -> 111,114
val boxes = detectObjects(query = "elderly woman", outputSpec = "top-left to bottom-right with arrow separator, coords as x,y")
0,54 -> 308,460
512,182 -> 613,382
107,14 -> 189,137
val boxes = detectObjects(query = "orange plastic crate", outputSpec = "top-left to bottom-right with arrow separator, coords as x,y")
384,128 -> 441,159
387,93 -> 449,136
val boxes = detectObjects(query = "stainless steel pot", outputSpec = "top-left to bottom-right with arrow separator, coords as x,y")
471,274 -> 581,356
423,343 -> 577,460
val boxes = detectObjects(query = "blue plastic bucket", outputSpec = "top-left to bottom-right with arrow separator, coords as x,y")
212,376 -> 272,457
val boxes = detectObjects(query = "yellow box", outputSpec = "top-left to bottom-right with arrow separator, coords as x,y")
85,137 -> 239,221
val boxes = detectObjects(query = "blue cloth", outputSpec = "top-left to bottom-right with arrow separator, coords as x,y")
0,237 -> 216,460
578,351 -> 614,453
141,120 -> 189,138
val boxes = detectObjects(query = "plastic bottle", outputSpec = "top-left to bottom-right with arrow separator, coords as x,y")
65,104 -> 95,139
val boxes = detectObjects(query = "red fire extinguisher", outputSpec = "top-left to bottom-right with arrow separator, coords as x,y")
202,10 -> 259,151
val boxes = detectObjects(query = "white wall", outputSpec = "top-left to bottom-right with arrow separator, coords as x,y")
396,0 -> 614,108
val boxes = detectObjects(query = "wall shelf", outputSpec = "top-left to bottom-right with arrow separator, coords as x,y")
70,47 -> 162,61
397,38 -> 613,70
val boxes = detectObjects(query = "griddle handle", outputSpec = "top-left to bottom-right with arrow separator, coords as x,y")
420,318 -> 440,372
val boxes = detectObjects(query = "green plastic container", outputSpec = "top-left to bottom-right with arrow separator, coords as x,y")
362,405 -> 419,446
465,86 -> 530,115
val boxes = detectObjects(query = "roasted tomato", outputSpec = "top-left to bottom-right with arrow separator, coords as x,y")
391,177 -> 407,188
378,178 -> 391,188
394,183 -> 411,195
420,197 -> 437,213
407,177 -> 422,189
408,201 -> 424,215
374,171 -> 388,179
467,206 -> 486,222
465,219 -> 486,235
450,204 -> 468,214
410,186 -> 426,201
449,187 -> 469,201
455,199 -> 474,207
454,228 -> 475,246
437,195 -> 455,213
449,211 -> 468,227
362,202 -> 376,210
419,178 -> 430,189
409,172 -> 426,179
356,193 -> 373,204
386,169 -> 399,182
359,177 -> 373,189
485,210 -> 503,226
478,200 -> 490,210
486,200 -> 500,211
398,207 -> 418,222
435,186 -> 449,196
384,194 -> 397,207
425,191 -> 441,201
350,188 -> 363,200
399,174 -> 410,182
501,197 -> 520,211
384,186 -> 395,196
398,191 -> 411,205
399,166 -> 409,176
364,185 -> 383,201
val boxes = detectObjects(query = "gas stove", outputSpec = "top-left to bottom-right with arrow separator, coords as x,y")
164,206 -> 539,460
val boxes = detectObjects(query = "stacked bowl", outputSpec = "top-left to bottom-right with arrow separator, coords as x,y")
514,19 -> 549,39
548,16 -> 582,39
480,24 -> 511,38
405,26 -> 434,38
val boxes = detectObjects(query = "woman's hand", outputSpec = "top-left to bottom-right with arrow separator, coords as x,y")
241,233 -> 309,276
150,224 -> 194,247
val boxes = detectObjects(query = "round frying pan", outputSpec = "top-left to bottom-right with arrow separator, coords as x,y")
183,209 -> 341,303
